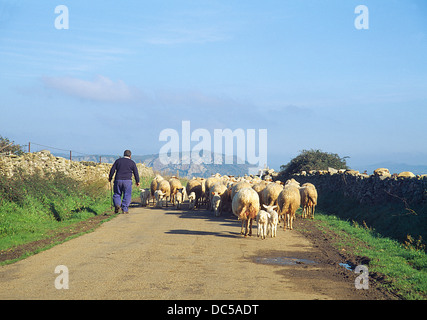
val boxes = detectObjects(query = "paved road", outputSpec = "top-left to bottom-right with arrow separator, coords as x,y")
0,204 -> 378,300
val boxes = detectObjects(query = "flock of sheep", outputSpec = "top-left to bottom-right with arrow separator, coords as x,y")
140,173 -> 318,239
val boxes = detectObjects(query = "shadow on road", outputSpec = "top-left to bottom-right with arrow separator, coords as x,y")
143,200 -> 246,239
165,229 -> 240,239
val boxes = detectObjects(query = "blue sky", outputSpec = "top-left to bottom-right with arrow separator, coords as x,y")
0,0 -> 426,171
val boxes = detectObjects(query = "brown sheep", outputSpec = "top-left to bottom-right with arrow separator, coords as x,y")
205,176 -> 220,208
232,187 -> 260,237
150,175 -> 164,205
252,181 -> 268,204
169,177 -> 183,205
261,182 -> 283,207
186,179 -> 203,210
277,185 -> 301,230
300,183 -> 317,219
155,179 -> 171,208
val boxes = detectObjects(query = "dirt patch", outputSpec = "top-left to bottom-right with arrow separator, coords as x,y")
293,217 -> 400,300
0,212 -> 115,264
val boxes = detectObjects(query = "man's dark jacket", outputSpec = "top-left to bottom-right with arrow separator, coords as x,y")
109,157 -> 140,183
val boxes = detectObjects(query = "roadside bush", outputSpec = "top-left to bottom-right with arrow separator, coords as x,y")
280,149 -> 349,178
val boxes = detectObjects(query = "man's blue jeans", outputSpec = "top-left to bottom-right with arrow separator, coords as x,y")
113,180 -> 133,212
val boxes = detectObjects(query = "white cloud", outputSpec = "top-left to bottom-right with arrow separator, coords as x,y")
42,75 -> 139,103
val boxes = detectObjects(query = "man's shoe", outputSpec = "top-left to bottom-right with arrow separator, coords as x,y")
114,206 -> 120,213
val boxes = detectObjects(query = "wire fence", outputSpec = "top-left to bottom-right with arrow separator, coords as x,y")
23,142 -> 115,163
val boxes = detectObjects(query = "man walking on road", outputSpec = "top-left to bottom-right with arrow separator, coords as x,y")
109,150 -> 140,214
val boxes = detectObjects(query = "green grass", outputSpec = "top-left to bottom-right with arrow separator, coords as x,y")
313,211 -> 427,300
0,171 -> 112,252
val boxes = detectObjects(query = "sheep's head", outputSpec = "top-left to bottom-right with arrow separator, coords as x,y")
155,190 -> 165,200
263,204 -> 277,213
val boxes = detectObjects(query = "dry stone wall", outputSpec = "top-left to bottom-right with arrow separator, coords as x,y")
0,150 -> 154,185
287,168 -> 427,206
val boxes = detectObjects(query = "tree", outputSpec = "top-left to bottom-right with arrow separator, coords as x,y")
0,136 -> 24,155
280,149 -> 349,178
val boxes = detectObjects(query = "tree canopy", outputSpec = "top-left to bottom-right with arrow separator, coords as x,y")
280,149 -> 349,177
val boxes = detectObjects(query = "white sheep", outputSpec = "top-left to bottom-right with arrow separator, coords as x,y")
205,176 -> 220,207
231,181 -> 252,201
256,210 -> 269,240
264,205 -> 278,237
232,187 -> 260,237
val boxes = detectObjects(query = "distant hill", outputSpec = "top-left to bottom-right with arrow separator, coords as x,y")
137,152 -> 255,178
53,152 -> 256,178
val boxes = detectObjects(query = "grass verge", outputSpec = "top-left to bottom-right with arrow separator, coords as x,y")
0,171 -> 114,264
311,210 -> 426,300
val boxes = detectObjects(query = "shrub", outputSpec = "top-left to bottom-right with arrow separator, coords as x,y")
280,149 -> 349,178
0,136 -> 24,155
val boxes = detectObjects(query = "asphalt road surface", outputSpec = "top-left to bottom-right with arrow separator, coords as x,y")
0,204 -> 389,300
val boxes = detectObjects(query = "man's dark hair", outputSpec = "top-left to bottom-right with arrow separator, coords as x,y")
124,150 -> 132,157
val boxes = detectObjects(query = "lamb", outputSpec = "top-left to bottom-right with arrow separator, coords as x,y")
256,209 -> 269,240
155,179 -> 171,208
232,187 -> 260,237
299,183 -> 317,219
186,179 -> 203,210
263,204 -> 279,237
277,185 -> 301,231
